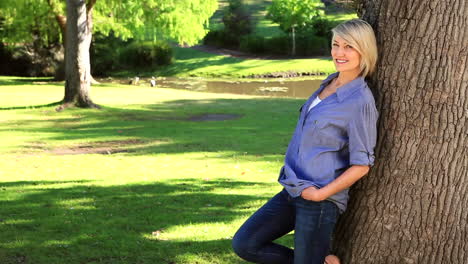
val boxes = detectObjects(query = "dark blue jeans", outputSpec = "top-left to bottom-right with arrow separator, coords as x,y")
232,189 -> 338,264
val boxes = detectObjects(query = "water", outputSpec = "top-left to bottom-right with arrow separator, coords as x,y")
99,77 -> 324,99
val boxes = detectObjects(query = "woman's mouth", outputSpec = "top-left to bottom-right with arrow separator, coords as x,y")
335,59 -> 348,64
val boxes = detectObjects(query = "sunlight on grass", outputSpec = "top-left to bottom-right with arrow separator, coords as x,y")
0,76 -> 303,263
156,47 -> 335,78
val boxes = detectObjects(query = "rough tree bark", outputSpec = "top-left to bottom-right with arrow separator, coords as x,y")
59,0 -> 99,109
47,0 -> 100,83
333,1 -> 468,263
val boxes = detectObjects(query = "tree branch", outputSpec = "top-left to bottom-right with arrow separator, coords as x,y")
87,0 -> 97,14
46,0 -> 67,43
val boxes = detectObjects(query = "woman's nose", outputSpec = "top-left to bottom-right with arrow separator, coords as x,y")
334,47 -> 345,56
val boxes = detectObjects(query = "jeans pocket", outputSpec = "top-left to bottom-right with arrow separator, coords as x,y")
320,201 -> 338,225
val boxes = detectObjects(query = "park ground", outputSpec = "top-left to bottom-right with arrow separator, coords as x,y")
0,2 -> 357,263
0,76 -> 303,263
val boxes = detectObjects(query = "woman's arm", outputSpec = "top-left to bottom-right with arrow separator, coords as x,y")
301,165 -> 370,201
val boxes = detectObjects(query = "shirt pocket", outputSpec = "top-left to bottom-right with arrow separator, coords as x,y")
307,119 -> 347,149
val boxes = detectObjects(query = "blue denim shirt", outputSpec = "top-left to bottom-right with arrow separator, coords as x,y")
278,72 -> 378,212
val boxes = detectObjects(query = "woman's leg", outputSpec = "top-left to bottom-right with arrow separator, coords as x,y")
293,198 -> 339,264
232,189 -> 295,264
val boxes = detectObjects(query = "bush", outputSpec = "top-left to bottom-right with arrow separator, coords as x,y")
91,34 -> 173,76
203,0 -> 253,49
222,0 -> 253,37
308,17 -> 334,39
203,29 -> 240,49
119,41 -> 173,68
265,36 -> 290,55
203,30 -> 224,47
0,42 -> 63,77
90,32 -> 128,76
296,35 -> 330,56
239,35 -> 266,54
237,34 -> 328,57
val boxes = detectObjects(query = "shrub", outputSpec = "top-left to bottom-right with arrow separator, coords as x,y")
235,34 -> 329,57
295,35 -> 330,56
91,34 -> 174,76
222,0 -> 253,37
90,32 -> 128,76
203,30 -> 224,47
119,41 -> 173,68
239,35 -> 266,54
265,36 -> 290,55
0,42 -> 64,77
308,17 -> 334,39
203,29 -> 240,49
204,0 -> 253,49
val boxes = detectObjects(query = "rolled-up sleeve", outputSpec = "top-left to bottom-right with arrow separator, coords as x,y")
348,101 -> 378,166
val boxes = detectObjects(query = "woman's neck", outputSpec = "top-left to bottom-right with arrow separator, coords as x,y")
335,70 -> 361,86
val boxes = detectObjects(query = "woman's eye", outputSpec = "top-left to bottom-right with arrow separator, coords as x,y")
346,45 -> 353,49
332,43 -> 339,47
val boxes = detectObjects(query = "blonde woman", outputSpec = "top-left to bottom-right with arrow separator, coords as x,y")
232,19 -> 379,264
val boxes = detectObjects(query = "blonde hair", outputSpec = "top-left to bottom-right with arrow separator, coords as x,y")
332,19 -> 378,77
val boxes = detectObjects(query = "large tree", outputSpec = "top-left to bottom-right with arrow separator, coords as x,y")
0,0 -> 217,109
333,0 -> 468,263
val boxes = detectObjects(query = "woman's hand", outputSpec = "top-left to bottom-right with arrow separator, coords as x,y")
301,186 -> 325,201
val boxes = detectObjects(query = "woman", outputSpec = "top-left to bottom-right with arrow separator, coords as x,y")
232,19 -> 379,264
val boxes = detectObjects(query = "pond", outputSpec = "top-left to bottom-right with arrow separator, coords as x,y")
99,77 -> 324,99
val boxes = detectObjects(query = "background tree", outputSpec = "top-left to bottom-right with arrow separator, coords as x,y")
0,0 -> 217,109
222,0 -> 253,45
266,0 -> 324,56
333,0 -> 468,263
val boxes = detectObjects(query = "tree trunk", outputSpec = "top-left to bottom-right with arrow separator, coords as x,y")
60,0 -> 99,109
291,26 -> 296,56
333,1 -> 468,263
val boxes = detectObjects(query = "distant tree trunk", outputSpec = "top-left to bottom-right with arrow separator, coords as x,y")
291,26 -> 296,56
333,0 -> 468,263
59,0 -> 99,109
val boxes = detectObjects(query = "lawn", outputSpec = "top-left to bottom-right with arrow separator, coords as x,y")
114,46 -> 336,78
154,47 -> 336,78
0,76 -> 309,263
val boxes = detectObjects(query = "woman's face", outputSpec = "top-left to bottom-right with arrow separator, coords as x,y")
331,36 -> 361,75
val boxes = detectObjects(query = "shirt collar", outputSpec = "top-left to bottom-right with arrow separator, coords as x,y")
322,72 -> 366,102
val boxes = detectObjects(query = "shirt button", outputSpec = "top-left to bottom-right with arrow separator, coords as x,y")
314,120 -> 318,124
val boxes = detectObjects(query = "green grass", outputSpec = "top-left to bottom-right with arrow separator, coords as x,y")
116,46 -> 335,78
0,76 -> 313,263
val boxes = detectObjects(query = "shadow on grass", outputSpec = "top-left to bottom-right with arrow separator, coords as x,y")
160,48 -> 247,77
0,77 -> 55,86
4,97 -> 304,158
0,179 -> 276,263
0,101 -> 62,110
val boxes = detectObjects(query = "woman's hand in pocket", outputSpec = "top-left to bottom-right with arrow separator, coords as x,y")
301,186 -> 325,201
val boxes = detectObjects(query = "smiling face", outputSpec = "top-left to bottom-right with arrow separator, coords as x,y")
331,36 -> 362,75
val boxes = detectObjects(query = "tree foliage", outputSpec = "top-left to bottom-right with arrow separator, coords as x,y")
266,0 -> 324,56
0,0 -> 218,46
266,0 -> 324,33
222,0 -> 253,37
0,0 -> 61,46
